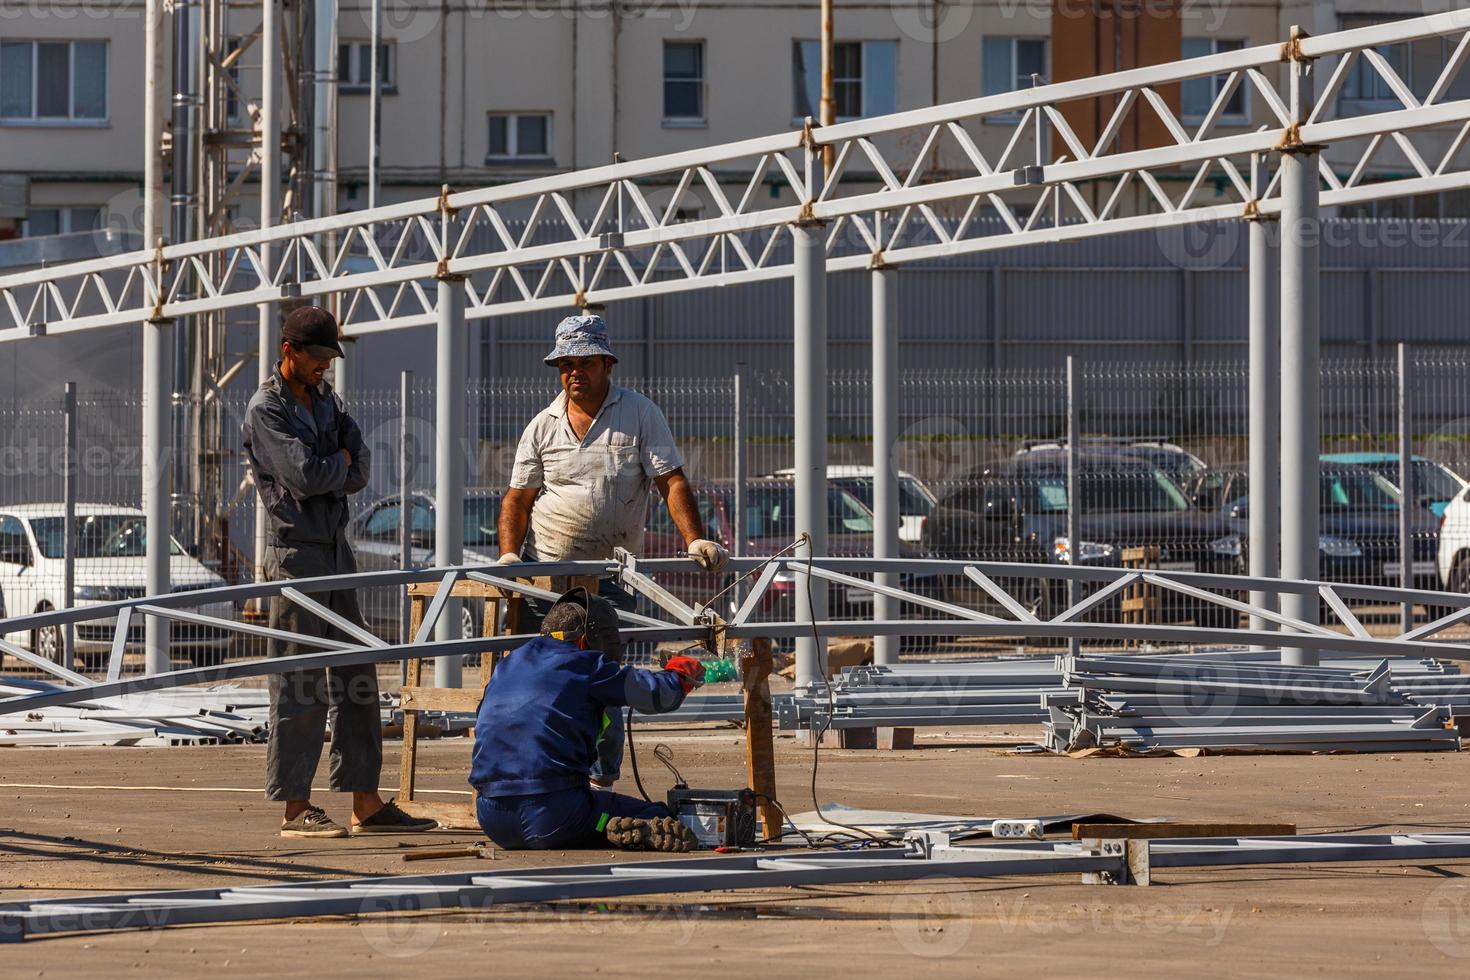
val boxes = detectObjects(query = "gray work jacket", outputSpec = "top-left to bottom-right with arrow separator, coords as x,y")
242,364 -> 371,550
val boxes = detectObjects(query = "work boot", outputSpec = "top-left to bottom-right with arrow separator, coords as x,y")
281,805 -> 348,839
606,816 -> 698,853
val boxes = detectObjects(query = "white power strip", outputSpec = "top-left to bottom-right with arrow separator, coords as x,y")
991,818 -> 1045,840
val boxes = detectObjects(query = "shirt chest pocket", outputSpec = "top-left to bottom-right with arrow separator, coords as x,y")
543,439 -> 642,491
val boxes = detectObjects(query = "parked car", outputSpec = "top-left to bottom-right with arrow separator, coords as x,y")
0,505 -> 231,668
925,452 -> 1242,627
1204,464 -> 1441,592
763,466 -> 938,542
1018,439 -> 1207,488
643,478 -> 947,649
1434,481 -> 1470,604
1321,452 -> 1466,518
348,490 -> 503,641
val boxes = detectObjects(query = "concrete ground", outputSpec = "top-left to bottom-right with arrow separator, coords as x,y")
4,725 -> 1470,977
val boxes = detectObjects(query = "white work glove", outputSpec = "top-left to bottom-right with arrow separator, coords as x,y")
687,539 -> 729,573
496,552 -> 521,565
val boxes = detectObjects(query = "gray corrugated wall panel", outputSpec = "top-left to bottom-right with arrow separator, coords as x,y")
1321,270 -> 1370,346
1379,270 -> 1470,344
1004,269 -> 1186,343
1192,269 -> 1249,342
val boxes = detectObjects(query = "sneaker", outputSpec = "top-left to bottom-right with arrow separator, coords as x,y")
281,805 -> 348,839
606,816 -> 698,853
351,798 -> 439,835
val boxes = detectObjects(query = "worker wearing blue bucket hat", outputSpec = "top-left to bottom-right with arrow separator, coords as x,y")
497,313 -> 728,789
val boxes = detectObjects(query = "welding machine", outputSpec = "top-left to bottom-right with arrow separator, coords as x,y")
667,787 -> 759,849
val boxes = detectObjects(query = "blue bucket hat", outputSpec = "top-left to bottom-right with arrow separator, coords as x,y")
544,314 -> 618,366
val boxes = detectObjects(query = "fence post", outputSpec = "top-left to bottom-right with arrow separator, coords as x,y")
434,275 -> 466,689
731,363 -> 747,615
62,381 -> 77,672
872,266 -> 899,666
1398,343 -> 1413,631
1066,356 -> 1080,658
400,370 -> 413,664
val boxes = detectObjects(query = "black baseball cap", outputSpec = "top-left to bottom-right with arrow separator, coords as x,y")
281,306 -> 345,360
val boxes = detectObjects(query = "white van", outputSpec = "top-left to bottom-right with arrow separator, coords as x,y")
0,505 -> 232,667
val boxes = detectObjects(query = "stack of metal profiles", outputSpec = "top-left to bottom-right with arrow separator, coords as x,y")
1046,654 -> 1462,754
0,680 -> 272,747
777,659 -> 1063,732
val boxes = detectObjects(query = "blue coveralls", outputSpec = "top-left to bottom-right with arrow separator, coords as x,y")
469,635 -> 689,849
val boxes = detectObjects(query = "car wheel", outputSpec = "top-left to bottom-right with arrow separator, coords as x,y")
1423,556 -> 1470,626
30,603 -> 62,664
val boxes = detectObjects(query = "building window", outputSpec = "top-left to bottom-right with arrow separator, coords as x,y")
792,40 -> 897,122
0,40 -> 108,123
338,40 -> 395,94
22,206 -> 102,238
1339,15 -> 1470,112
663,41 -> 704,123
982,37 -> 1048,97
1181,38 -> 1248,122
487,112 -> 552,162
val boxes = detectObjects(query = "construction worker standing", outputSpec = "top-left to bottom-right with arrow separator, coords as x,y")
496,313 -> 728,788
243,306 -> 436,839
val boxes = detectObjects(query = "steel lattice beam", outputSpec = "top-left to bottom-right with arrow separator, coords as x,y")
3,12 -> 1469,339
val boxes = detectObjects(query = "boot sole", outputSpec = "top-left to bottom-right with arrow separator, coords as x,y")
280,827 -> 348,839
349,821 -> 437,835
606,816 -> 699,853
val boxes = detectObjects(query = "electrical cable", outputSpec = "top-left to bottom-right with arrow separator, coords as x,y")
624,706 -> 652,804
699,535 -> 807,614
799,532 -> 903,849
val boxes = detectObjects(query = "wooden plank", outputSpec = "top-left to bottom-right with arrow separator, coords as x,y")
401,686 -> 485,713
407,580 -> 514,599
1072,822 -> 1297,840
395,799 -> 478,831
741,636 -> 780,842
399,596 -> 426,803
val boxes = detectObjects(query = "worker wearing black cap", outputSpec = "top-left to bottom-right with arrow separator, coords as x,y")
243,305 -> 435,839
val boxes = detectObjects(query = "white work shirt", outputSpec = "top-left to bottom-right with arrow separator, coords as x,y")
510,384 -> 684,561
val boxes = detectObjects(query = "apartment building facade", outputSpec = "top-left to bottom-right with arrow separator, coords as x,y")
3,0 -> 1467,243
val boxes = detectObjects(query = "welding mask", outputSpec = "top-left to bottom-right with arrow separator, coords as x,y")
542,586 -> 623,661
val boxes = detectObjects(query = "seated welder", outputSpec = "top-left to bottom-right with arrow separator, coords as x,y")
469,586 -> 705,852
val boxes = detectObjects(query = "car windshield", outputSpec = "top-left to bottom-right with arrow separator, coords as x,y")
32,515 -> 184,559
831,477 -> 935,517
1361,460 -> 1463,501
1321,471 -> 1401,512
1033,469 -> 1191,513
742,486 -> 874,538
463,497 -> 500,548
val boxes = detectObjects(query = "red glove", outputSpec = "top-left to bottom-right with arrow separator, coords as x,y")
664,655 -> 706,693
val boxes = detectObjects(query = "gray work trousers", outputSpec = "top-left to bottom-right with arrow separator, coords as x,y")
264,540 -> 382,801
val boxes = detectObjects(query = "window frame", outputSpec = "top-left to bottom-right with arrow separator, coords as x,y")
662,39 -> 706,127
791,39 -> 898,125
485,111 -> 554,163
337,39 -> 397,95
981,37 -> 1049,123
1180,37 -> 1250,125
0,39 -> 109,126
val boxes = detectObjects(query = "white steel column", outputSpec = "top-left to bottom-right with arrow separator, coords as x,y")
434,275 -> 467,688
871,265 -> 899,666
1278,39 -> 1321,667
255,0 -> 281,593
793,221 -> 828,689
1247,153 -> 1280,638
142,0 -> 170,673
